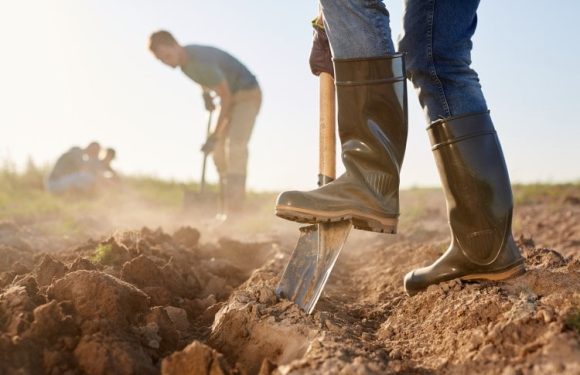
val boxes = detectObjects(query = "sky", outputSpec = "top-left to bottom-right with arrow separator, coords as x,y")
1,0 -> 579,192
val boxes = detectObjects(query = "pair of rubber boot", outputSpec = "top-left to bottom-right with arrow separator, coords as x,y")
276,55 -> 525,295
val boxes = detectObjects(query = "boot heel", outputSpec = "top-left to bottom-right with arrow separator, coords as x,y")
352,217 -> 397,234
460,261 -> 526,282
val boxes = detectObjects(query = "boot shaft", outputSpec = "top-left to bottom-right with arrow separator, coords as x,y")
333,55 -> 408,198
275,56 -> 409,233
225,174 -> 246,213
429,111 -> 514,265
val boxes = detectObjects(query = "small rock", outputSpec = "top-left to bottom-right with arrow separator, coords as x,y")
161,341 -> 231,375
164,306 -> 190,332
389,348 -> 402,360
148,339 -> 160,349
324,319 -> 341,332
172,227 -> 201,248
381,326 -> 395,339
361,332 -> 373,341
35,255 -> 66,287
62,336 -> 78,350
121,255 -> 164,288
12,262 -> 30,275
145,307 -> 179,352
234,293 -> 251,304
74,334 -> 156,375
257,287 -> 276,305
47,270 -> 149,326
69,258 -> 97,272
474,343 -> 495,361
538,309 -> 554,323
258,358 -> 277,375
142,286 -> 173,306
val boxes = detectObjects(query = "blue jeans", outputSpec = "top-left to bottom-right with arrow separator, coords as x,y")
320,0 -> 488,123
46,171 -> 95,194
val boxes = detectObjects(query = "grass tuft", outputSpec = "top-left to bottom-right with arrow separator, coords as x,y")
565,309 -> 580,334
91,243 -> 114,264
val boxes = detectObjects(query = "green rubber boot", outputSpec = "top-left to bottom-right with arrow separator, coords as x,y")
226,174 -> 246,214
404,112 -> 525,295
275,55 -> 408,233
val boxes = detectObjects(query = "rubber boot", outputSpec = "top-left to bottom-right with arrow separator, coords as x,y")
276,55 -> 408,233
226,174 -> 246,214
214,175 -> 228,222
404,112 -> 525,295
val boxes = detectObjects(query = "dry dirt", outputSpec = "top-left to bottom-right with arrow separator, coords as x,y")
0,187 -> 578,375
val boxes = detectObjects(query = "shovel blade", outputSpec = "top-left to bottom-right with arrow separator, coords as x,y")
276,221 -> 352,314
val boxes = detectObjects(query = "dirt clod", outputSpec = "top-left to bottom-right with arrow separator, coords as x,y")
122,254 -> 165,288
34,255 -> 66,287
172,227 -> 201,248
0,187 -> 579,374
47,270 -> 150,326
161,341 -> 232,375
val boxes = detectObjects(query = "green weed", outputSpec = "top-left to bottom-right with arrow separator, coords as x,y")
565,309 -> 580,334
91,243 -> 114,264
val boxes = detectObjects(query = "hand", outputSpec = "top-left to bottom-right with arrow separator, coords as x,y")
202,91 -> 216,112
201,133 -> 219,154
309,19 -> 333,77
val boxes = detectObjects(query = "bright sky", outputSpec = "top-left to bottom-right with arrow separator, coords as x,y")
1,1 -> 579,192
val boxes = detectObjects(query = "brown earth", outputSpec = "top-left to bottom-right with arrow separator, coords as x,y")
0,187 -> 578,374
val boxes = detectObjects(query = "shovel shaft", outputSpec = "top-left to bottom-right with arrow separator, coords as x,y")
200,110 -> 213,194
319,72 -> 336,184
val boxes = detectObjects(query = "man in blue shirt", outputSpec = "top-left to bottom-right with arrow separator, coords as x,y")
149,30 -> 262,217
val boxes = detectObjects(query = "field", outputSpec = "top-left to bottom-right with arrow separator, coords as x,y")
1,166 -> 578,374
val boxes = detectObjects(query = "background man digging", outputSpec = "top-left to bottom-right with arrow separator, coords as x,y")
149,30 -> 262,220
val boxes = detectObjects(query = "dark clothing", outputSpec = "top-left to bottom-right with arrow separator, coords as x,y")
180,45 -> 258,93
48,147 -> 84,180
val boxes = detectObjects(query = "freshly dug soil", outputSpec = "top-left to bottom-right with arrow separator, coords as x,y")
0,187 -> 578,374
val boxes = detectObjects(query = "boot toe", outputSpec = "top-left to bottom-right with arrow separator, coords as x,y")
276,190 -> 309,208
403,270 -> 423,296
275,190 -> 320,223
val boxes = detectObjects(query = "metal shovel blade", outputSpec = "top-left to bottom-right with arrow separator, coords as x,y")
276,220 -> 352,314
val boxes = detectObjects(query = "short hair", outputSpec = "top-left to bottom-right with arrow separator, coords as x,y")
85,141 -> 100,153
106,148 -> 116,159
149,30 -> 178,53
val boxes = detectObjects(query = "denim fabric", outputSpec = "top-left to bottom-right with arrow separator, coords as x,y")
321,0 -> 488,123
46,171 -> 95,194
399,0 -> 487,121
320,0 -> 395,58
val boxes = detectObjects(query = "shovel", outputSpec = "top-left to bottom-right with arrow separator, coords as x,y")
199,109 -> 213,195
275,72 -> 352,314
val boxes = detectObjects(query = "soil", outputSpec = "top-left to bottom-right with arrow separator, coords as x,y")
0,187 -> 578,374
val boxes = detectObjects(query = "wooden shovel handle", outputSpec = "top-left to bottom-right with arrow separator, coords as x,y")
319,72 -> 336,183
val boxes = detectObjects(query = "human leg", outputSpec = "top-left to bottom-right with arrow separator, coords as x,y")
225,87 -> 262,212
276,0 -> 408,233
398,0 -> 524,294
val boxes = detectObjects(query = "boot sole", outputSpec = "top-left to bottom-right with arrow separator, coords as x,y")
459,261 -> 526,282
275,205 -> 398,234
405,261 -> 526,296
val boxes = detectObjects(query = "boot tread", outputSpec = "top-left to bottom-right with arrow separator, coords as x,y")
275,206 -> 397,234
